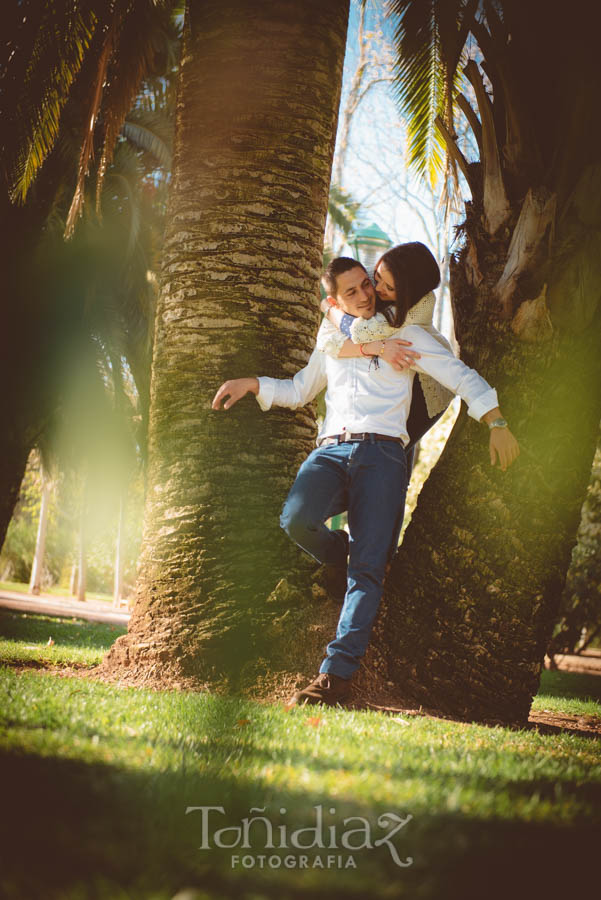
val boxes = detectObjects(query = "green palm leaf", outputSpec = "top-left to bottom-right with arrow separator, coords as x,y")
5,0 -> 98,203
388,0 -> 477,185
121,118 -> 173,169
328,183 -> 361,237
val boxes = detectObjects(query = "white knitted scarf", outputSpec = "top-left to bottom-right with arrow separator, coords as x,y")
394,292 -> 455,418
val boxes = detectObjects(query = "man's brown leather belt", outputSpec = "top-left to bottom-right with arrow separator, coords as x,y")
318,432 -> 404,447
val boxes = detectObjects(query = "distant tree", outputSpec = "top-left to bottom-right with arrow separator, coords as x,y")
548,427 -> 601,656
28,465 -> 53,595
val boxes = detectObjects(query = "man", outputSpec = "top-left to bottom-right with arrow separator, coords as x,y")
212,257 -> 519,706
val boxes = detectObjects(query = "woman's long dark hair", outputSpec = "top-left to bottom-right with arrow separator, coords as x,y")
375,242 -> 441,327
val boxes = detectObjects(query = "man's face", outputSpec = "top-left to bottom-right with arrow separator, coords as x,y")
332,266 -> 376,318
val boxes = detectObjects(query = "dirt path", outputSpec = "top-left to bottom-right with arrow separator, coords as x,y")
0,589 -> 130,627
544,650 -> 601,676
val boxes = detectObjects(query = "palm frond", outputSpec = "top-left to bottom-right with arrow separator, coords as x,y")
6,1 -> 98,203
64,5 -> 125,238
389,0 -> 445,184
328,183 -> 361,237
388,0 -> 477,185
121,119 -> 173,169
94,0 -> 180,212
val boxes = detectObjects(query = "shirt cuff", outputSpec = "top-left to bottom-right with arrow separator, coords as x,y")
340,313 -> 355,338
467,388 -> 498,421
256,377 -> 274,411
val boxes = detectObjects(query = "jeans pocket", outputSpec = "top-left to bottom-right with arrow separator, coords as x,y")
376,440 -> 407,465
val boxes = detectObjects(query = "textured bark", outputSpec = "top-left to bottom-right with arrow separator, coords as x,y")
362,10 -> 601,725
493,187 -> 556,317
100,0 -> 349,689
368,220 -> 601,725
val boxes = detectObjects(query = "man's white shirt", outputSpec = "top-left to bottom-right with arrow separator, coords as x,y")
256,323 -> 498,446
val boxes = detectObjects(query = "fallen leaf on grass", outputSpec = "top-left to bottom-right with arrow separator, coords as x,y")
47,637 -> 55,647
236,718 -> 251,728
282,699 -> 297,712
390,717 -> 410,726
306,716 -> 322,728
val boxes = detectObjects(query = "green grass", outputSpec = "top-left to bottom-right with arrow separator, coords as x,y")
0,580 -> 114,603
0,611 -> 600,899
535,669 -> 601,716
0,609 -> 126,667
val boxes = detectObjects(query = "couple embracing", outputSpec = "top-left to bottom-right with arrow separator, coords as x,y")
212,242 -> 519,707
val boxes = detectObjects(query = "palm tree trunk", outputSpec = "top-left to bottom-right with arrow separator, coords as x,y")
100,0 -> 350,689
28,470 -> 51,596
369,227 -> 601,726
367,5 -> 601,724
113,488 -> 127,608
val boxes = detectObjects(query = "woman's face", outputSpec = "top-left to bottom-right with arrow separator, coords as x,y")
374,262 -> 396,303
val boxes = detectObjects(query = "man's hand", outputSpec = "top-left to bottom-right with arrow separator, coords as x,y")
212,377 -> 259,410
489,427 -> 520,471
377,339 -> 421,371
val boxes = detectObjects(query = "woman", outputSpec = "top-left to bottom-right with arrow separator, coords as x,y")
317,242 -> 456,461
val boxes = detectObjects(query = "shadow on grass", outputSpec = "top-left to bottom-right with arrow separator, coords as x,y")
0,610 -> 126,650
1,741 -> 600,899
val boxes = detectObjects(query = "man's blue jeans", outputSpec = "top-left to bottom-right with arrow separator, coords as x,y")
280,437 -> 408,679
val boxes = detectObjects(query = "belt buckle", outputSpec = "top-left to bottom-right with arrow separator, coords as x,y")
339,430 -> 353,444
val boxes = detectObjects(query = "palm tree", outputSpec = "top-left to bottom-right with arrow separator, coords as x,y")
325,183 -> 361,258
99,0 -> 351,690
365,0 -> 601,724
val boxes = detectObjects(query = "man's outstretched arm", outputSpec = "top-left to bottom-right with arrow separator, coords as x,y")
212,349 -> 327,413
212,378 -> 259,410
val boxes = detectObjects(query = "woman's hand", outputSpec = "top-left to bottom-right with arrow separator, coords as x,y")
373,339 -> 421,370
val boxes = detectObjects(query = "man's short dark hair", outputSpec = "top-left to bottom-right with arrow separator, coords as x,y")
321,257 -> 366,297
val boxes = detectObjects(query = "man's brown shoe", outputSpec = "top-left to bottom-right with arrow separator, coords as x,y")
290,672 -> 351,707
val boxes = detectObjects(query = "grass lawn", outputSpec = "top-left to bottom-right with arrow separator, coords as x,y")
1,610 -> 600,900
